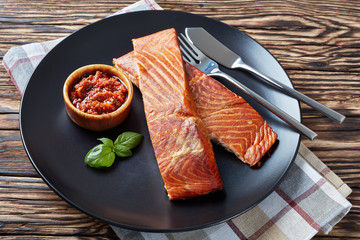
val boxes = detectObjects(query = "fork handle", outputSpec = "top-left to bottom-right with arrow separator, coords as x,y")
210,70 -> 318,141
234,62 -> 346,123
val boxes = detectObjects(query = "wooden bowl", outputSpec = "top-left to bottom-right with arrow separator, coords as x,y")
63,64 -> 133,131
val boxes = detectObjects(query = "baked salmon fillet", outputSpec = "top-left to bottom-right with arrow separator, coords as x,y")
132,28 -> 223,200
114,53 -> 277,167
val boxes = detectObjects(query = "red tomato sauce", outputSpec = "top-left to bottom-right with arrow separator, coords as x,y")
70,71 -> 128,115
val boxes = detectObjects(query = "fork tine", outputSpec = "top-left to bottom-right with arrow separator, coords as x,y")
179,33 -> 204,59
178,34 -> 202,64
178,37 -> 195,65
178,34 -> 195,58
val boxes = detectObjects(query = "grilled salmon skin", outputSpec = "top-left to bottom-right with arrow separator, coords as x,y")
114,54 -> 277,167
132,28 -> 223,200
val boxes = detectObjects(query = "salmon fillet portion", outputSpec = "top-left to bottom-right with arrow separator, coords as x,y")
114,53 -> 277,166
132,28 -> 223,200
185,63 -> 277,166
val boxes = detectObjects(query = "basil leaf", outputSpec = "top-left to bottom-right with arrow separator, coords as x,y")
114,144 -> 133,157
85,131 -> 143,168
98,137 -> 113,148
114,132 -> 144,150
85,144 -> 115,168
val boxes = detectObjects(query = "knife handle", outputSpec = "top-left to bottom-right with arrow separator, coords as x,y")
211,70 -> 318,141
233,61 -> 346,123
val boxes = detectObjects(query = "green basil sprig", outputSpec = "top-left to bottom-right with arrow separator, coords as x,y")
85,132 -> 144,168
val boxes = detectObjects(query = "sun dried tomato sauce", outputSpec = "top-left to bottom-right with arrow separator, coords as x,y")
70,71 -> 128,115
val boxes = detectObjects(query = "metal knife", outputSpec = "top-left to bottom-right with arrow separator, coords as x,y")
185,27 -> 346,124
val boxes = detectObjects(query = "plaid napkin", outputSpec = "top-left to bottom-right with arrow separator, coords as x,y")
2,0 -> 352,239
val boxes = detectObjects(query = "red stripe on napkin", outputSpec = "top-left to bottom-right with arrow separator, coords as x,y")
2,60 -> 17,89
145,0 -> 158,9
276,179 -> 326,231
7,54 -> 46,73
227,220 -> 247,240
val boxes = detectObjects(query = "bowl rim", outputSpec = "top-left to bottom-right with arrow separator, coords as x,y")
63,64 -> 134,120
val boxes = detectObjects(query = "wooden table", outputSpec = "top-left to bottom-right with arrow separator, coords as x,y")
1,0 -> 359,238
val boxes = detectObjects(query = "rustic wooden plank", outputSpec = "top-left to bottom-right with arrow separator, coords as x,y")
0,69 -> 15,86
0,86 -> 21,114
0,175 -> 116,236
0,113 -> 19,130
0,130 -> 35,178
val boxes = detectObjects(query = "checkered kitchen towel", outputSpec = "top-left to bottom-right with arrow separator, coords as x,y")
2,0 -> 352,239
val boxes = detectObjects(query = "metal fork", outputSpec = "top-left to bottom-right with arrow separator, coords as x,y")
178,33 -> 318,141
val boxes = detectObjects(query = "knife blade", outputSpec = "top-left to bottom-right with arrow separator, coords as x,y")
185,27 -> 346,123
185,27 -> 242,69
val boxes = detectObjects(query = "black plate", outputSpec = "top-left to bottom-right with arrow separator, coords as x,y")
20,10 -> 301,232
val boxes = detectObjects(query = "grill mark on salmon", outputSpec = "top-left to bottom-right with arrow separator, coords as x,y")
135,53 -> 181,104
140,49 -> 184,96
113,51 -> 139,87
136,47 -> 197,120
132,28 -> 223,200
114,30 -> 277,168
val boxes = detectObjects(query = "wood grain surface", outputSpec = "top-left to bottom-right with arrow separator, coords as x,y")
0,0 -> 359,239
